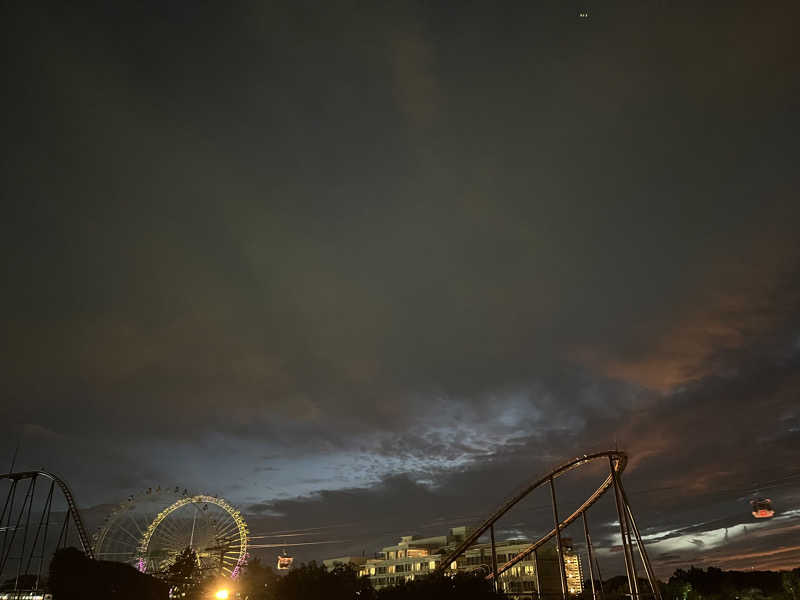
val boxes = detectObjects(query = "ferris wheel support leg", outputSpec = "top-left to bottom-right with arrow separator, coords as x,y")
618,483 -> 662,600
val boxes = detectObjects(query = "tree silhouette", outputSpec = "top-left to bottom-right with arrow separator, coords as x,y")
48,547 -> 167,600
0,574 -> 41,591
49,547 -> 94,600
783,570 -> 800,600
239,556 -> 280,600
375,571 -> 500,600
165,547 -> 205,600
267,562 -> 374,600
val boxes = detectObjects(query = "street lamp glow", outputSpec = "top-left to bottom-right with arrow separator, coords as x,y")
215,589 -> 229,600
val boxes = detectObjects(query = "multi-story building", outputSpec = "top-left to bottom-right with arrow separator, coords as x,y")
562,544 -> 584,595
326,526 -> 582,597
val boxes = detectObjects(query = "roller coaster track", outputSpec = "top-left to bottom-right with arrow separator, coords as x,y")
0,470 -> 93,591
435,451 -> 661,600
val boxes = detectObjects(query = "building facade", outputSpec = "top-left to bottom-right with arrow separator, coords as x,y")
326,526 -> 582,597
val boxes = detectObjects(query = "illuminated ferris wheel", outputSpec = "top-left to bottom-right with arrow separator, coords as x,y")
94,490 -> 249,578
138,494 -> 248,577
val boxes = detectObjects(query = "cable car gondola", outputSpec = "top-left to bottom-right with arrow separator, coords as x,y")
277,551 -> 294,570
751,498 -> 774,519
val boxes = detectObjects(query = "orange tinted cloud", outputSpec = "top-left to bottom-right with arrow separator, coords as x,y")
572,236 -> 799,392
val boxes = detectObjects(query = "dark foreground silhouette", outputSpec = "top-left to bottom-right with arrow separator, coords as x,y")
661,566 -> 800,600
37,548 -> 800,600
49,547 -> 168,600
262,562 -> 500,600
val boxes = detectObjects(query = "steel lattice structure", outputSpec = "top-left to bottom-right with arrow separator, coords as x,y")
435,451 -> 661,600
0,470 -> 94,594
93,488 -> 249,580
136,494 -> 249,578
3,453 -> 658,600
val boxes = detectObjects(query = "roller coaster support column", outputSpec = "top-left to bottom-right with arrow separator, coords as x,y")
1,480 -> 18,559
490,524 -> 499,593
609,456 -> 637,600
534,549 -> 542,599
0,477 -> 34,577
16,475 -> 37,591
549,476 -> 568,600
583,512 -> 597,600
34,480 -> 55,590
619,484 -> 662,600
623,499 -> 640,599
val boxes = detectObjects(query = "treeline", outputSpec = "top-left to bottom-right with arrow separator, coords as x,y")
661,566 -> 800,600
25,548 -> 800,600
240,560 -> 501,600
579,567 -> 800,600
242,561 -> 800,600
47,547 -> 168,600
42,550 -> 500,600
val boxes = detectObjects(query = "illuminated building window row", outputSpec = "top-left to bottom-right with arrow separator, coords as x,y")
326,526 -> 583,595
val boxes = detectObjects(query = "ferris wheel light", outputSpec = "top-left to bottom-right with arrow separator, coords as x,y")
215,589 -> 229,599
95,491 -> 248,580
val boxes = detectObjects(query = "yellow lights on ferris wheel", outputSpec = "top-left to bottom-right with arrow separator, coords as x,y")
214,589 -> 230,600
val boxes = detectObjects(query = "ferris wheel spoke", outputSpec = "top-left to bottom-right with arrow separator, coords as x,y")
214,520 -> 241,539
157,517 -> 189,546
157,521 -> 186,547
151,540 -> 182,558
150,529 -> 186,554
162,529 -> 203,556
158,558 -> 173,573
178,505 -> 209,544
215,518 -> 239,534
151,520 -> 182,544
152,530 -> 185,553
116,523 -> 144,545
126,515 -> 146,538
103,494 -> 248,578
186,503 -> 212,532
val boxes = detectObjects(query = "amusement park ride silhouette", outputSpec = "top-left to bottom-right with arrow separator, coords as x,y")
1,449 -> 755,599
0,473 -> 248,595
435,451 -> 659,599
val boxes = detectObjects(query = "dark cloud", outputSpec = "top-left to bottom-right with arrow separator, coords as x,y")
2,0 -> 799,577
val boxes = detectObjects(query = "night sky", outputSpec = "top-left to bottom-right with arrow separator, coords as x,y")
2,0 -> 799,579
